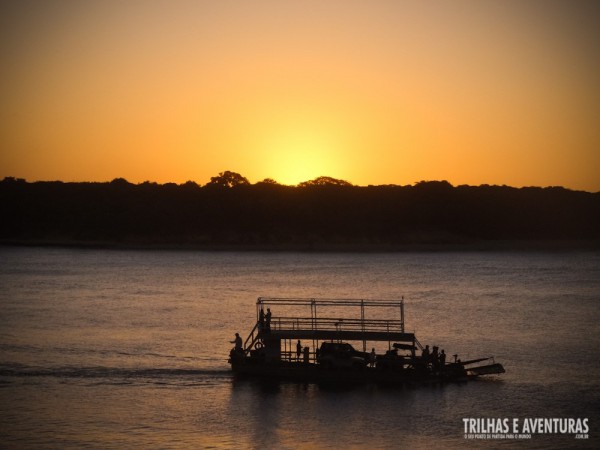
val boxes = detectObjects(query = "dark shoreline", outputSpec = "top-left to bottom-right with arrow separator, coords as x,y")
3,179 -> 599,252
2,239 -> 599,253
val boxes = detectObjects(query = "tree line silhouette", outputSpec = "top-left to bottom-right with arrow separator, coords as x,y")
1,172 -> 599,249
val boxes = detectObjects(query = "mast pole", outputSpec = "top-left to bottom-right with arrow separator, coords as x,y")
401,296 -> 404,332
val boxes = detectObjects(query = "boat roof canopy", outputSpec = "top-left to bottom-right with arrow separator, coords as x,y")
257,297 -> 404,308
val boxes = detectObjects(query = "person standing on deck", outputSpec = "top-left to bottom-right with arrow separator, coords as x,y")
231,333 -> 242,352
265,308 -> 272,331
296,340 -> 302,361
431,346 -> 439,370
259,307 -> 265,331
369,348 -> 377,367
440,349 -> 446,372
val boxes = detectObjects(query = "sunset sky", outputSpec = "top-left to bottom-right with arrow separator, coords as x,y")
1,0 -> 599,190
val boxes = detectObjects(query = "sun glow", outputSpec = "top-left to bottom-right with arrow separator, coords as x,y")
242,98 -> 356,185
261,127 -> 343,185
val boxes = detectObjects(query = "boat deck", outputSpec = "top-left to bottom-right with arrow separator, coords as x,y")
244,297 -> 419,355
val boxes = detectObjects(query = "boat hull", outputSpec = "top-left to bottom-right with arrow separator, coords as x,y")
230,359 -> 474,386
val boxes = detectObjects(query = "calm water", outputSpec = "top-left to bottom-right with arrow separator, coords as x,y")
0,247 -> 598,449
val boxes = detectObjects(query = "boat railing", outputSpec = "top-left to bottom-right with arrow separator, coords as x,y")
280,349 -> 316,363
256,297 -> 406,334
258,297 -> 404,307
271,316 -> 403,333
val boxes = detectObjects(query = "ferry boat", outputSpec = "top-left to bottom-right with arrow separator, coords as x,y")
228,297 -> 505,385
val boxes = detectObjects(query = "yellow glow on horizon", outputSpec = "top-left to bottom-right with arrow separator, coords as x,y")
261,129 -> 340,186
248,102 -> 357,185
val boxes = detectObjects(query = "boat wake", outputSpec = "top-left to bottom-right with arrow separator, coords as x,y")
0,363 -> 232,386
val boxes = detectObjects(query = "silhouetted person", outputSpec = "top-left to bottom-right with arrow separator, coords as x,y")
369,348 -> 377,367
440,349 -> 446,372
265,307 -> 272,331
422,345 -> 430,360
296,340 -> 302,361
259,307 -> 265,330
432,346 -> 439,370
230,333 -> 242,352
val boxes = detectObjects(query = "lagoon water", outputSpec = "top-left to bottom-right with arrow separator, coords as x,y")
0,247 -> 599,449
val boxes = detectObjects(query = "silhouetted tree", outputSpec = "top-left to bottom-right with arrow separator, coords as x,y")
180,180 -> 200,189
255,178 -> 280,185
206,171 -> 250,188
110,178 -> 131,186
298,176 -> 353,187
414,180 -> 453,189
2,177 -> 26,184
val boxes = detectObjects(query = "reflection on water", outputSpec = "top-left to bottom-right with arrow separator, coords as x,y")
0,247 -> 598,448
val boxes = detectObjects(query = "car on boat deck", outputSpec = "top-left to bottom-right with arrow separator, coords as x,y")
316,342 -> 368,369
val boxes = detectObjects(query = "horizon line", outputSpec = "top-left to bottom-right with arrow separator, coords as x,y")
2,175 -> 598,194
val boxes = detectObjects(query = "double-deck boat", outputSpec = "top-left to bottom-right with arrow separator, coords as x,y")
228,297 -> 504,384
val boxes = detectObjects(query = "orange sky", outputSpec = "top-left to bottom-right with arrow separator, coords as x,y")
1,1 -> 599,190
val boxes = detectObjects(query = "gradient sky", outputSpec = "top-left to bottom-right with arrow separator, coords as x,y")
1,0 -> 599,190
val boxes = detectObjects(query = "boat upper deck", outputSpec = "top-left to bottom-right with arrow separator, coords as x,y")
246,297 -> 419,351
